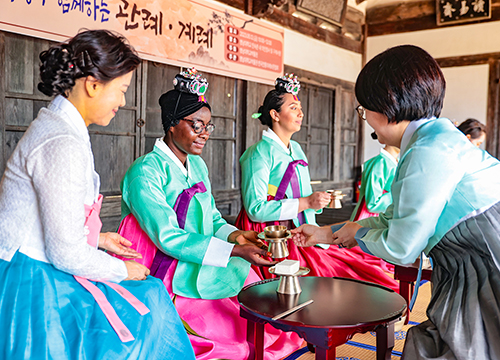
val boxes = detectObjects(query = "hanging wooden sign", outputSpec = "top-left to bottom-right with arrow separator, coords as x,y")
437,0 -> 491,26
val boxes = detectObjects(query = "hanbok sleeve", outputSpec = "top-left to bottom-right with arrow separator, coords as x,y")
122,164 -> 233,267
363,159 -> 394,213
356,146 -> 465,265
28,136 -> 127,282
241,151 -> 298,223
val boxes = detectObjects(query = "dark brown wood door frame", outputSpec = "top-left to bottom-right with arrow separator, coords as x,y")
436,53 -> 500,158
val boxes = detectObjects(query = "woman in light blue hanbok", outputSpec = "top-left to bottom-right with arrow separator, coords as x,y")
292,45 -> 500,360
0,30 -> 194,360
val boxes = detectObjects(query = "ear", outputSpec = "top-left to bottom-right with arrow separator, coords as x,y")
84,76 -> 101,98
270,109 -> 279,122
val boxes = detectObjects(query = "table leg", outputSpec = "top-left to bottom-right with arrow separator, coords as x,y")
246,320 -> 256,360
255,322 -> 265,360
399,280 -> 411,324
375,322 -> 395,360
315,346 -> 336,360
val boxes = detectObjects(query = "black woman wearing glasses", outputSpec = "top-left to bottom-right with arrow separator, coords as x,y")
117,69 -> 301,359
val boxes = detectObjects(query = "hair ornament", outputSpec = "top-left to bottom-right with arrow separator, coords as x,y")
251,112 -> 261,119
173,67 -> 209,96
275,73 -> 300,95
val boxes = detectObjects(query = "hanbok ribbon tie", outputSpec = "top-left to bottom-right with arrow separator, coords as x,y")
274,160 -> 308,225
150,181 -> 207,281
75,194 -> 150,343
84,194 -> 103,248
173,181 -> 207,229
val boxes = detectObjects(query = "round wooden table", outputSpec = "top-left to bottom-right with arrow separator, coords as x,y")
238,276 -> 407,360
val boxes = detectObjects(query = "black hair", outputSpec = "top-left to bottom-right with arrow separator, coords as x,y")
355,45 -> 446,123
457,118 -> 486,139
38,29 -> 140,97
254,89 -> 287,128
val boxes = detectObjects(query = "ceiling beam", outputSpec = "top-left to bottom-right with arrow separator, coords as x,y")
367,0 -> 500,37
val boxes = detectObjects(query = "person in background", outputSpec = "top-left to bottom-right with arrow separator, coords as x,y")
116,68 -> 302,360
292,44 -> 500,360
457,118 -> 486,147
349,132 -> 400,272
236,74 -> 398,292
0,30 -> 194,360
350,132 -> 400,221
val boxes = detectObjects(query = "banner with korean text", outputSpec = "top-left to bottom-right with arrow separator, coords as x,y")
0,0 -> 284,84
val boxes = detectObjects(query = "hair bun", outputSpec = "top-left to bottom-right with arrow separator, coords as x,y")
38,45 -> 76,97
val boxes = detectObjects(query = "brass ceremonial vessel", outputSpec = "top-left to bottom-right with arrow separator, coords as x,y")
263,225 -> 290,259
326,190 -> 345,209
269,265 -> 310,295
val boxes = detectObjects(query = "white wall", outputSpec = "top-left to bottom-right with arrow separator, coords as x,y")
363,21 -> 500,161
441,65 -> 489,126
283,28 -> 362,83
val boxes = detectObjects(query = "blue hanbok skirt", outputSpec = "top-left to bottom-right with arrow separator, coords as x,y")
0,251 -> 195,360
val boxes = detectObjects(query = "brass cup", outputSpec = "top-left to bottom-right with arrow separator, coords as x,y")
264,225 -> 289,258
277,274 -> 302,294
267,238 -> 289,259
263,225 -> 288,238
326,190 -> 345,209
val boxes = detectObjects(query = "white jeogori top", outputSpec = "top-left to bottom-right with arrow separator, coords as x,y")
0,95 -> 127,282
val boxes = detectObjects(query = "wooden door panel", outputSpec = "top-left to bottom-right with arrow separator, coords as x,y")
144,62 -> 178,153
245,81 -> 272,149
309,144 -> 330,180
88,107 -> 137,133
204,73 -> 235,118
4,131 -> 24,163
5,98 -> 34,126
202,138 -> 234,191
212,116 -> 234,137
5,34 -> 34,95
308,88 -> 332,128
91,134 -> 136,194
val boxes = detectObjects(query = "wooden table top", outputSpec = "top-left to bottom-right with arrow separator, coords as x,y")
238,277 -> 406,328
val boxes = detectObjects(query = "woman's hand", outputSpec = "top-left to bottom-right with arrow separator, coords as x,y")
124,260 -> 150,281
299,191 -> 331,212
229,230 -> 267,250
231,244 -> 277,267
98,232 -> 142,259
291,224 -> 332,247
331,221 -> 362,249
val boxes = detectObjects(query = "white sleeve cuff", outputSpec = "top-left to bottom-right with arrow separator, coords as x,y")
202,237 -> 234,267
279,198 -> 300,220
215,224 -> 238,241
108,258 -> 129,283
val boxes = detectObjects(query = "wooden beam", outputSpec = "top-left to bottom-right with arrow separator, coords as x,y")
367,0 -> 435,25
284,65 -> 355,90
367,0 -> 500,37
436,52 -> 500,68
216,0 -> 362,52
265,8 -> 362,53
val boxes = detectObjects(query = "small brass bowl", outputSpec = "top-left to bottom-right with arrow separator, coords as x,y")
264,225 -> 288,239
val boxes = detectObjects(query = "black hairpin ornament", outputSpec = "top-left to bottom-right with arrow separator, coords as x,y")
173,67 -> 209,96
275,73 -> 300,95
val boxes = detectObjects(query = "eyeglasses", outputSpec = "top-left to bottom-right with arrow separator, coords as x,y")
181,118 -> 216,135
356,105 -> 366,121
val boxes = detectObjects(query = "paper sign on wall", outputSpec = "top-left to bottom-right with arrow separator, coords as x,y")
0,0 -> 284,84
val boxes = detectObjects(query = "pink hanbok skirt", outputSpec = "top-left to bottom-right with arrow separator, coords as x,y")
115,214 -> 302,360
